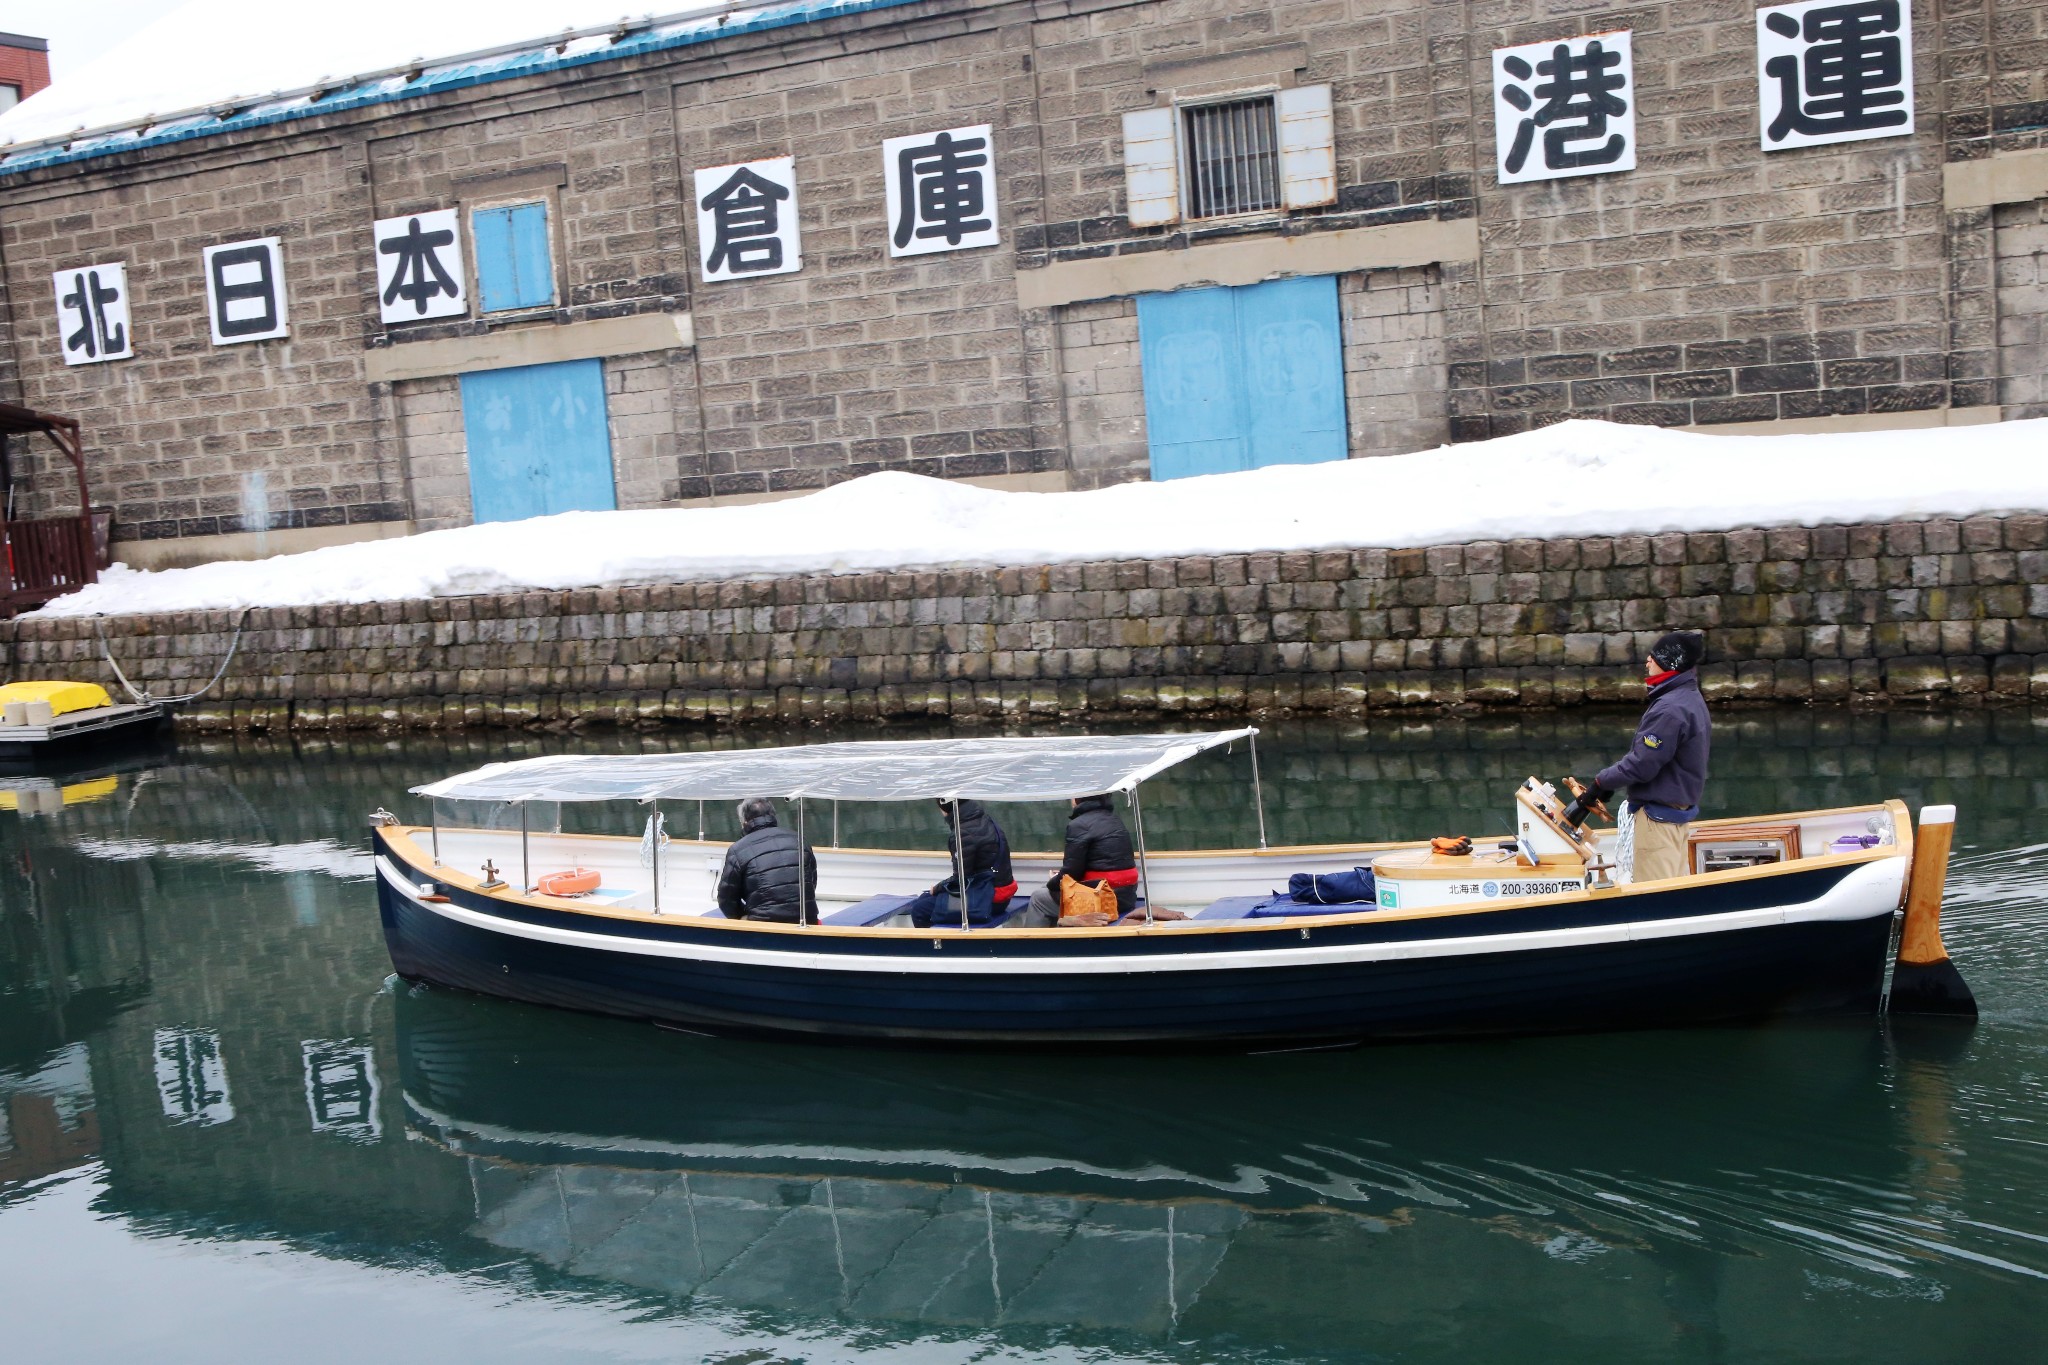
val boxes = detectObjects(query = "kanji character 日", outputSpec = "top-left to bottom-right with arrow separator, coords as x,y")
1758,0 -> 1914,150
1493,32 -> 1638,184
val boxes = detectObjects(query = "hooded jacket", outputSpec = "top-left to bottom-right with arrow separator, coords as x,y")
1054,794 -> 1138,915
1596,668 -> 1711,822
938,799 -> 1015,901
716,810 -> 819,922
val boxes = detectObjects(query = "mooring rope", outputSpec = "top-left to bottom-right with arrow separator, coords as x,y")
94,607 -> 253,706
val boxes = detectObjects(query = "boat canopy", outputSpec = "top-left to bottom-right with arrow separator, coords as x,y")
411,730 -> 1259,805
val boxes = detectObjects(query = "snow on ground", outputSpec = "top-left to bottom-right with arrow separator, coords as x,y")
33,417 -> 2048,620
0,0 -> 729,147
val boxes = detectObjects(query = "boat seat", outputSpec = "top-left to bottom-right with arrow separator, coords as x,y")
821,893 -> 916,926
1194,894 -> 1375,921
821,892 -> 1040,929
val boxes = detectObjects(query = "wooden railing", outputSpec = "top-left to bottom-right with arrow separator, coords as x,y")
2,513 -> 99,615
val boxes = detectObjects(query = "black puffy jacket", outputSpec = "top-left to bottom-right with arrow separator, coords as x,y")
938,800 -> 1014,894
1054,794 -> 1138,915
717,812 -> 819,923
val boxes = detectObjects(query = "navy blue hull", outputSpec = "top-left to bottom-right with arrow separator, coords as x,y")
375,869 -> 1892,1047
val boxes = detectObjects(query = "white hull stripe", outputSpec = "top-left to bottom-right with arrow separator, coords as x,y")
379,857 -> 1903,977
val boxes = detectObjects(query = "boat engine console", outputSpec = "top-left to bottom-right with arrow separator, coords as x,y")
1368,777 -> 1607,912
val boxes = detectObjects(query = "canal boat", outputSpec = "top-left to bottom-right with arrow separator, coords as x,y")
370,730 -> 1973,1047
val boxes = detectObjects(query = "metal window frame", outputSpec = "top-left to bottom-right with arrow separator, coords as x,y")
1175,88 -> 1284,223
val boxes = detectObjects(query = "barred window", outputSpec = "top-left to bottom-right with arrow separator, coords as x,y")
1181,97 -> 1281,219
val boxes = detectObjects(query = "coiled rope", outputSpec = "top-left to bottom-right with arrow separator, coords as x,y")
94,606 -> 253,706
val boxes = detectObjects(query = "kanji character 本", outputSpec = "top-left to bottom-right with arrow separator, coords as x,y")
892,129 -> 992,250
380,216 -> 460,314
61,268 -> 125,359
1501,39 -> 1630,175
1763,1 -> 1909,145
699,165 -> 790,275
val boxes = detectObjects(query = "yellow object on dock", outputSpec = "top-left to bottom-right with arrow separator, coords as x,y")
0,680 -> 113,717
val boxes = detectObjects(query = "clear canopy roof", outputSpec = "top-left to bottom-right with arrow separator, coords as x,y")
411,730 -> 1258,805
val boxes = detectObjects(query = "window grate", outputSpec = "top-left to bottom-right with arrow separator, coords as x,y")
1181,97 -> 1281,219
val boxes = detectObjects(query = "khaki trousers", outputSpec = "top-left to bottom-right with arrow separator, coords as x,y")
1632,817 -> 1693,882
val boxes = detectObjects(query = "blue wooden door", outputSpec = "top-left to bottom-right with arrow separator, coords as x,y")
1135,286 -> 1247,480
1137,275 -> 1347,479
460,359 -> 616,523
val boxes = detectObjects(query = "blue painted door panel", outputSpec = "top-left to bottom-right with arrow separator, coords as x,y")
1137,287 -> 1246,480
474,203 -> 554,312
1137,275 -> 1347,480
460,359 -> 616,524
1238,275 -> 1347,467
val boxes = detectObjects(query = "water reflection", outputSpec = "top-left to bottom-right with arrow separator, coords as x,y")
0,711 -> 2044,1362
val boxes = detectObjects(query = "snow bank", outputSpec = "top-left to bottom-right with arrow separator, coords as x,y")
34,417 -> 2048,620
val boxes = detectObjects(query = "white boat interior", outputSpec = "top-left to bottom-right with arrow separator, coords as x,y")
395,786 -> 1907,929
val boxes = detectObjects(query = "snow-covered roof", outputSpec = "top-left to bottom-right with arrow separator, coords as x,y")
413,731 -> 1260,804
0,0 -> 916,176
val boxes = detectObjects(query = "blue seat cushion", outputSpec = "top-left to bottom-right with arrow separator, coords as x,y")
1193,893 -> 1375,921
821,893 -> 916,926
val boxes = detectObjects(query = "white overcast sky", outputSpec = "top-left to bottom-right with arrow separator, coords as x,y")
0,0 -> 186,79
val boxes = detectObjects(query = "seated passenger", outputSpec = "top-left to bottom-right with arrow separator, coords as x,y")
716,797 -> 819,924
911,799 -> 1017,928
1015,793 -> 1139,927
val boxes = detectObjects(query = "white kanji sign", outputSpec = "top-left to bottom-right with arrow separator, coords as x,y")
1493,31 -> 1637,185
1757,0 -> 1914,151
883,124 -> 999,257
154,1027 -> 235,1127
373,209 -> 468,323
52,261 -> 134,365
693,156 -> 801,282
202,236 -> 289,345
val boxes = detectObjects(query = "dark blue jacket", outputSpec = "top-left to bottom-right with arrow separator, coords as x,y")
1596,670 -> 1711,823
717,813 -> 819,923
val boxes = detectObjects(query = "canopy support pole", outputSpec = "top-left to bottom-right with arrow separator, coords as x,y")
430,804 -> 441,866
1249,733 -> 1269,850
651,801 -> 661,916
833,800 -> 840,848
949,799 -> 968,931
1131,787 -> 1154,927
519,802 -> 530,892
697,800 -> 705,841
797,798 -> 810,926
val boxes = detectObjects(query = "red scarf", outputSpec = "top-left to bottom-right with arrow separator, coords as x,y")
1646,666 -> 1680,688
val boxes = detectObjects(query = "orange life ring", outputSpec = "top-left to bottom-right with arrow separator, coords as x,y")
536,867 -> 601,897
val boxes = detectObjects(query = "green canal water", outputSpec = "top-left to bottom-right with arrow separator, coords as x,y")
1,710 -> 2044,1363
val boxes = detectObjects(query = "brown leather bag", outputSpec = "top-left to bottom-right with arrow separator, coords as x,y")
1058,874 -> 1119,925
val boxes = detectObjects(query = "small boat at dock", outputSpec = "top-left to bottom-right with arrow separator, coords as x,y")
0,680 -> 169,774
370,730 -> 1974,1048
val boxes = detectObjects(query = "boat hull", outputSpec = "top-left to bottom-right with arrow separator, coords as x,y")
374,841 -> 1899,1047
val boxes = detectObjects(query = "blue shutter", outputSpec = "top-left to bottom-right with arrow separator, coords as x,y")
1237,275 -> 1346,467
474,203 -> 555,312
1138,275 -> 1347,480
460,359 -> 616,523
1137,285 -> 1248,479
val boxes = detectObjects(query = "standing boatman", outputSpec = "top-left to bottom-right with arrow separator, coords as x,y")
1564,631 -> 1710,882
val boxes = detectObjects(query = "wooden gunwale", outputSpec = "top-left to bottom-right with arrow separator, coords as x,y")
378,797 -> 1913,941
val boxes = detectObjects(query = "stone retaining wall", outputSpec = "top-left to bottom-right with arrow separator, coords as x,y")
9,514 -> 2048,731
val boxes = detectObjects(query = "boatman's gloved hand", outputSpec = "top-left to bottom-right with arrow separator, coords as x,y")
1562,784 -> 1611,828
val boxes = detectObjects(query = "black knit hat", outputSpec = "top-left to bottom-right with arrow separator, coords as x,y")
1650,630 -> 1705,673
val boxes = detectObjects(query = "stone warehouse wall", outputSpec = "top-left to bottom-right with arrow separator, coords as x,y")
7,515 -> 2048,731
